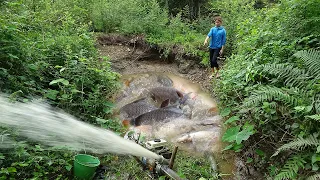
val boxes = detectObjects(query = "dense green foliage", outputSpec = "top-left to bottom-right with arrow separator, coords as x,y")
0,0 -> 120,179
212,0 -> 320,179
0,0 -> 213,179
89,0 -> 211,65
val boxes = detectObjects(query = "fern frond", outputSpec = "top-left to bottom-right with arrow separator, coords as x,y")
307,174 -> 320,180
274,155 -> 306,180
315,95 -> 320,114
259,63 -> 311,89
243,86 -> 306,108
272,134 -> 320,157
294,50 -> 320,79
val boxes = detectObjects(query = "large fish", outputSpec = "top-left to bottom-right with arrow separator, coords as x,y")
119,98 -> 157,120
131,106 -> 183,126
175,127 -> 221,152
149,87 -> 184,105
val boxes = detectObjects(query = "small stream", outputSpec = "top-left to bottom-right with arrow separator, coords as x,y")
114,72 -> 236,178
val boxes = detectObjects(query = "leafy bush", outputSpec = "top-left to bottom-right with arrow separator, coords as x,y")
212,0 -> 320,179
0,0 -> 121,178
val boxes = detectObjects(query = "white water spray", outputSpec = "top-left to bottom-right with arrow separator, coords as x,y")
0,95 -> 160,160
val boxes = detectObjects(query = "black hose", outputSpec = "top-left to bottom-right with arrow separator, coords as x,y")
159,165 -> 188,180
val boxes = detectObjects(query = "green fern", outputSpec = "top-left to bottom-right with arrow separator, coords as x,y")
315,95 -> 320,114
274,155 -> 306,180
307,174 -> 320,180
294,49 -> 320,80
243,86 -> 308,108
272,134 -> 320,157
259,63 -> 311,89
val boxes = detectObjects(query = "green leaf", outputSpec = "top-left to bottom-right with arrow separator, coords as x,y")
104,101 -> 115,108
306,114 -> 320,121
224,116 -> 240,124
243,123 -> 255,131
246,157 -> 253,163
45,90 -> 59,100
0,154 -> 4,160
294,106 -> 305,112
255,149 -> 265,157
291,123 -> 299,129
60,67 -> 66,73
222,126 -> 240,142
233,143 -> 243,152
96,118 -> 107,124
35,145 -> 44,151
65,164 -> 72,171
61,80 -> 69,86
61,94 -> 69,99
236,129 -> 254,144
8,53 -> 19,59
305,106 -> 313,113
18,163 -> 29,167
312,163 -> 319,171
222,144 -> 234,151
49,78 -> 65,85
220,108 -> 231,117
312,154 -> 320,164
7,167 -> 16,173
317,146 -> 320,153
71,89 -> 83,94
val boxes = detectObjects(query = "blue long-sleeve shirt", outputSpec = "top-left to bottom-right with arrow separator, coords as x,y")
207,26 -> 226,49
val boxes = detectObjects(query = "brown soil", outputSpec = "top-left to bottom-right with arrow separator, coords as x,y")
96,34 -> 214,94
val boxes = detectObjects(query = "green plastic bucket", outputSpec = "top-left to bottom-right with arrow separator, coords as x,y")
74,154 -> 100,180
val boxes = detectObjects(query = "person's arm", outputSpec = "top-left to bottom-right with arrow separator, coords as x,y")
220,29 -> 227,55
203,36 -> 210,46
204,28 -> 212,46
220,45 -> 225,55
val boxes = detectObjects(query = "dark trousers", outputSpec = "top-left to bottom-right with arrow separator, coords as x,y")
209,48 -> 221,68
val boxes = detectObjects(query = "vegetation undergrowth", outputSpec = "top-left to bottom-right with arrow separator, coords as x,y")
0,0 -> 214,179
90,0 -> 212,66
212,0 -> 320,179
0,0 -> 121,179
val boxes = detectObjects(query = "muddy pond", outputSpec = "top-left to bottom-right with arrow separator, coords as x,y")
113,72 -> 235,178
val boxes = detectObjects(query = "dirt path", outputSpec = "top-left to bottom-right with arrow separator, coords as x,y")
97,44 -> 214,93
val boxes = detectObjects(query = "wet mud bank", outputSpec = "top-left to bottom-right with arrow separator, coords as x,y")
96,34 -> 213,93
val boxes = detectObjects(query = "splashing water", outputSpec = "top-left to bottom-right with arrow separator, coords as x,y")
0,95 -> 160,160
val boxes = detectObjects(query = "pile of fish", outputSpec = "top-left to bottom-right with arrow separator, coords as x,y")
115,73 -> 222,153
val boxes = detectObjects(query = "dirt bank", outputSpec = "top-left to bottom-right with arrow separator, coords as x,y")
96,34 -> 214,93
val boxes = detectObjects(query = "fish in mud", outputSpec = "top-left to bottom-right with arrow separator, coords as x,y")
149,87 -> 184,105
119,98 -> 157,120
131,106 -> 183,126
176,128 -> 221,143
175,127 -> 221,152
153,116 -> 221,139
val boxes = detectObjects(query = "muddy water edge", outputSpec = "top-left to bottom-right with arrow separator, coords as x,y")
97,34 -> 249,179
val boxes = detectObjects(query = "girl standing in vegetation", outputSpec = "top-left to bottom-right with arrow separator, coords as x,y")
203,16 -> 226,78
